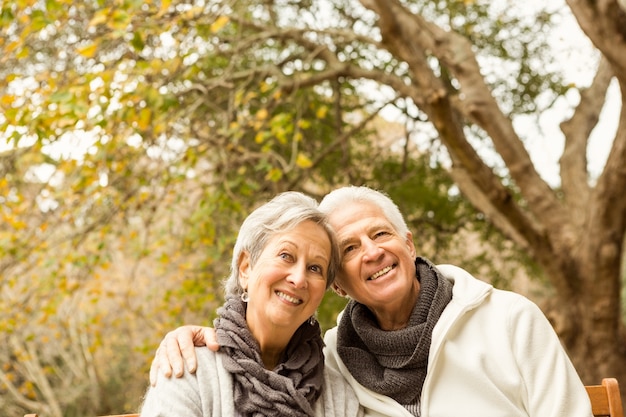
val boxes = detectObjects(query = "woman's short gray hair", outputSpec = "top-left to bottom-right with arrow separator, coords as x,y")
319,185 -> 409,236
224,191 -> 340,297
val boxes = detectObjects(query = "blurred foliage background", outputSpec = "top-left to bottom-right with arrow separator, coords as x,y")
1,0 -> 624,415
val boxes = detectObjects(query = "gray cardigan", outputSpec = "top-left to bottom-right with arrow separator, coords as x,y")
140,347 -> 364,417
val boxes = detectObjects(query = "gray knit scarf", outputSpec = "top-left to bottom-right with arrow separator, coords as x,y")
215,295 -> 325,417
337,257 -> 453,410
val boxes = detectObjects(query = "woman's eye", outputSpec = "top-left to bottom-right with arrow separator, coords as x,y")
309,264 -> 324,274
279,252 -> 293,261
374,231 -> 389,239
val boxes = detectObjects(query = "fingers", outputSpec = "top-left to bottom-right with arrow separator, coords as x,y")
174,325 -> 217,372
178,326 -> 217,372
149,356 -> 159,387
149,337 -> 173,387
167,328 -> 191,377
148,325 -> 215,387
203,327 -> 219,351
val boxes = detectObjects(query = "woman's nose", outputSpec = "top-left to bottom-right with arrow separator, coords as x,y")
287,265 -> 308,288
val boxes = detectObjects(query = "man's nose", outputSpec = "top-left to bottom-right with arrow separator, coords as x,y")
362,239 -> 383,261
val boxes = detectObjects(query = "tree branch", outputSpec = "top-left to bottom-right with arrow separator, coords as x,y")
363,0 -> 564,262
567,0 -> 626,81
560,56 -> 614,212
592,79 -> 626,236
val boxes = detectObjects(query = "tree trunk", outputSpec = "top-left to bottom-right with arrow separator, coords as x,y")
363,0 -> 626,402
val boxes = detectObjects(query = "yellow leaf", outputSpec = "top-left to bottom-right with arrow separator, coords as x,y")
260,81 -> 271,93
296,152 -> 313,168
55,116 -> 76,128
275,128 -> 287,144
157,0 -> 172,17
12,219 -> 27,230
234,90 -> 244,106
210,15 -> 229,33
316,105 -> 328,119
244,91 -> 257,103
254,131 -> 266,144
1,94 -> 16,106
108,10 -> 131,31
89,9 -> 110,27
16,46 -> 29,59
265,167 -> 283,182
77,42 -> 98,58
256,108 -> 268,121
6,40 -> 20,54
297,119 -> 311,129
138,108 -> 151,130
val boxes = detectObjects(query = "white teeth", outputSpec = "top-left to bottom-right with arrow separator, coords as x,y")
369,265 -> 393,280
276,291 -> 302,304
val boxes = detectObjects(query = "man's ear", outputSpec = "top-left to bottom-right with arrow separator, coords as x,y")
238,251 -> 251,290
332,282 -> 347,297
406,231 -> 416,258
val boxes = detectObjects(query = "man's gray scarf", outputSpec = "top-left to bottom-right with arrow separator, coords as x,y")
337,257 -> 453,408
215,296 -> 325,417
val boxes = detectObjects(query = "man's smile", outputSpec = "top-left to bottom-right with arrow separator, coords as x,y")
368,264 -> 395,281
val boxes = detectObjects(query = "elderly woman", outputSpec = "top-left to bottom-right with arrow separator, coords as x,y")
140,192 -> 362,417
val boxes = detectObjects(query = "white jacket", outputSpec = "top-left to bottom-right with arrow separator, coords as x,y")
323,264 -> 593,417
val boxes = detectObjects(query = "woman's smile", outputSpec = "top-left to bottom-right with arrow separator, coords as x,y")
275,290 -> 303,305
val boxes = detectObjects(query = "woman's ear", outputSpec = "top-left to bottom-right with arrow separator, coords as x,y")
238,251 -> 251,290
331,282 -> 347,297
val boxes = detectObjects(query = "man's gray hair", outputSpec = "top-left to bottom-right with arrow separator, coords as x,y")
319,186 -> 409,236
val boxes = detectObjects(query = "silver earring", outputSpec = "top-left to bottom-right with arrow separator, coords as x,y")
308,316 -> 316,326
241,290 -> 249,303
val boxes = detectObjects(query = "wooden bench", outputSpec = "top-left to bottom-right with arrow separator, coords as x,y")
585,377 -> 624,417
24,377 -> 624,417
25,414 -> 138,417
